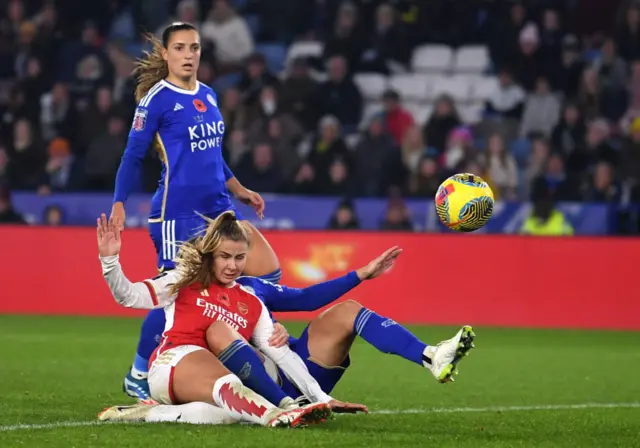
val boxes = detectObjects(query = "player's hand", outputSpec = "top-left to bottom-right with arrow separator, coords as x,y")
268,322 -> 290,348
355,246 -> 402,280
237,188 -> 265,219
110,202 -> 126,232
328,399 -> 368,414
97,213 -> 122,257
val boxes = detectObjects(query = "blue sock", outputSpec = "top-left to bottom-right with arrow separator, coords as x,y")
354,307 -> 427,366
132,308 -> 166,377
218,340 -> 289,406
258,268 -> 282,284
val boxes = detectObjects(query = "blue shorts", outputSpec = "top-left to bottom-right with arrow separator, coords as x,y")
148,207 -> 243,270
278,324 -> 351,398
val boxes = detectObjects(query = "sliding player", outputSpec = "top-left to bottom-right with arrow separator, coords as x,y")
111,22 -> 282,400
96,213 -> 366,426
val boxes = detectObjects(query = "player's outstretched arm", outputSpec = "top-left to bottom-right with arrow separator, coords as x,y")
253,246 -> 403,312
97,214 -> 177,309
224,162 -> 265,219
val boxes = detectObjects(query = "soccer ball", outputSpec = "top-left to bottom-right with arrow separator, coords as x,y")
435,173 -> 494,232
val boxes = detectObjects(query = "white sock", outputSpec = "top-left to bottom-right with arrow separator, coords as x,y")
212,374 -> 277,425
146,402 -> 237,425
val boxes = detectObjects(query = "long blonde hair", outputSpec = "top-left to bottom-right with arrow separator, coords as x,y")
133,22 -> 199,102
170,211 -> 252,295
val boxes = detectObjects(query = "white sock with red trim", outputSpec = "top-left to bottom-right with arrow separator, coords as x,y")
212,374 -> 277,425
146,402 -> 237,425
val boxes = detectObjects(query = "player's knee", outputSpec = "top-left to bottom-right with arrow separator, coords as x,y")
205,321 -> 239,356
335,300 -> 363,328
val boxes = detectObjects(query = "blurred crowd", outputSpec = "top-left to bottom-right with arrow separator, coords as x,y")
0,0 -> 639,232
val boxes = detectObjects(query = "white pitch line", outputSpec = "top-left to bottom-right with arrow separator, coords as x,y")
1,403 -> 639,432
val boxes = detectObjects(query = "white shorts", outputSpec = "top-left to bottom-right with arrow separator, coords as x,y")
148,345 -> 206,404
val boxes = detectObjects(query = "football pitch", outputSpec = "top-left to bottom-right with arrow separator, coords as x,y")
1,316 -> 639,448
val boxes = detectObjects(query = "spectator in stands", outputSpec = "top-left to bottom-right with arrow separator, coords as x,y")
220,87 -> 242,136
520,76 -> 561,138
513,22 -> 543,91
379,196 -> 413,231
0,185 -> 26,224
247,116 -> 302,182
0,145 -> 8,186
237,52 -> 280,109
616,2 -> 640,61
8,118 -> 45,190
382,89 -> 414,146
2,86 -> 31,140
235,142 -> 283,193
290,162 -> 318,195
520,177 -> 573,236
327,198 -> 359,230
409,155 -> 442,198
84,115 -> 127,191
107,42 -> 137,111
40,137 -> 83,193
485,68 -> 526,120
40,83 -> 77,142
550,34 -> 584,99
201,0 -> 254,73
584,161 -> 621,202
593,37 -> 629,121
620,116 -> 640,198
320,157 -> 353,196
323,2 -> 364,73
401,124 -> 431,176
578,67 -> 602,120
279,58 -> 318,131
354,114 -> 397,196
156,0 -> 198,37
538,9 -> 564,70
567,118 -> 618,177
552,102 -> 586,158
360,3 -> 410,74
489,1 -> 527,67
442,126 -> 476,171
78,86 -> 124,153
523,136 -> 551,199
43,204 -> 64,226
485,133 -> 518,200
535,152 -> 578,201
313,55 -> 363,131
423,95 -> 461,154
305,114 -> 350,189
19,56 -> 48,123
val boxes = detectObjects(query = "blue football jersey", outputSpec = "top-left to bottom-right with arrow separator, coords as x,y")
115,79 -> 234,222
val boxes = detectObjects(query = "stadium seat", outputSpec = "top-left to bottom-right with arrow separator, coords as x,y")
453,45 -> 491,73
244,15 -> 260,38
388,73 -> 431,101
286,41 -> 324,67
353,73 -> 388,100
403,101 -> 433,126
430,75 -> 471,102
469,76 -> 500,102
256,43 -> 288,74
359,100 -> 383,130
411,44 -> 454,73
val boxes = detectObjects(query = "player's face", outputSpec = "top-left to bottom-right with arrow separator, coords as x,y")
213,239 -> 249,284
163,29 -> 201,80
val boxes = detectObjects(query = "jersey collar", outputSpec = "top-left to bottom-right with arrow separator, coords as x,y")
161,79 -> 200,95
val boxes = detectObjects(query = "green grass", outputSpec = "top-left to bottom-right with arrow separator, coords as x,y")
1,315 -> 639,447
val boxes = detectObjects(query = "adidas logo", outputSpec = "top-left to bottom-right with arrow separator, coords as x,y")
174,103 -> 184,111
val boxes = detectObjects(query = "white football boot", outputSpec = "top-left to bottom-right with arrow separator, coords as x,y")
265,402 -> 332,428
98,402 -> 158,422
423,325 -> 475,383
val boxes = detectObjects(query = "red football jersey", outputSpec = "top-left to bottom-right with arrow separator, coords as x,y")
149,281 -> 263,365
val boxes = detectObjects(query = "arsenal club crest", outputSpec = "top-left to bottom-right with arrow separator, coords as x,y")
237,302 -> 248,315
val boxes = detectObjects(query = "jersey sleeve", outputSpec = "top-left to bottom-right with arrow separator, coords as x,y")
113,92 -> 164,204
100,255 -> 178,309
240,273 -> 361,312
251,301 -> 332,403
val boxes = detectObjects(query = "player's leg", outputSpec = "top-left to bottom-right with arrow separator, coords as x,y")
241,221 -> 281,282
123,218 -> 190,400
205,321 -> 294,408
151,345 -> 331,427
306,300 -> 476,383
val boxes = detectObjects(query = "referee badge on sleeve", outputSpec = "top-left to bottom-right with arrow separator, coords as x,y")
132,108 -> 148,132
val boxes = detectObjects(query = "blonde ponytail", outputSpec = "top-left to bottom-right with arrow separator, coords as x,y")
133,33 -> 169,103
170,211 -> 252,295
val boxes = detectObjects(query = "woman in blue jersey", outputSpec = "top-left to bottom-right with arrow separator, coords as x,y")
111,22 -> 281,400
